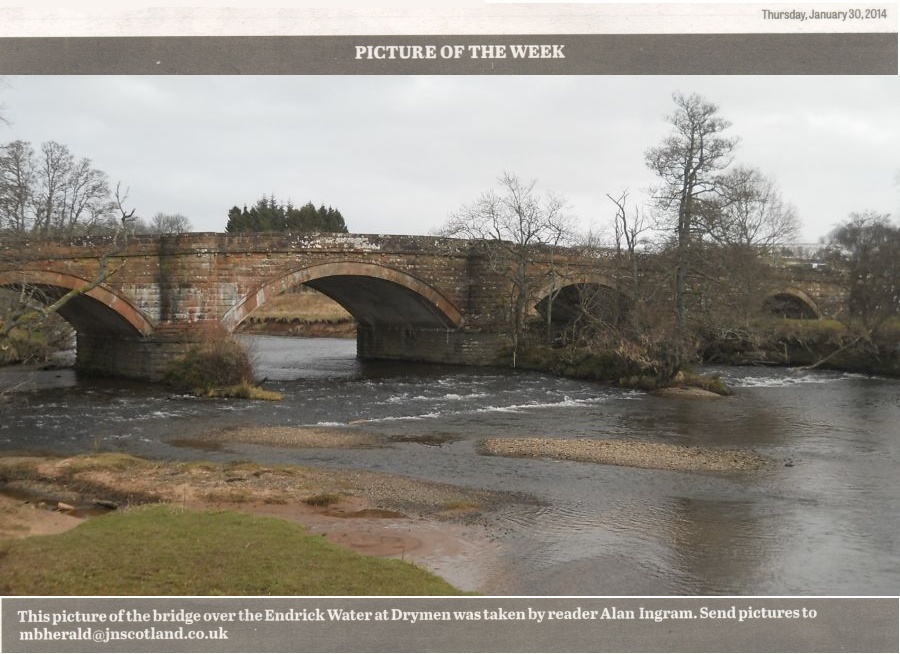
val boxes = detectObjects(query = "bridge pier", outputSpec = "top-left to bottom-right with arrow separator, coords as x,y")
356,325 -> 509,367
75,325 -> 512,381
75,323 -> 228,381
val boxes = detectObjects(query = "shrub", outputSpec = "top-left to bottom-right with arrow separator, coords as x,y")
514,345 -> 649,383
164,335 -> 254,393
680,371 -> 731,396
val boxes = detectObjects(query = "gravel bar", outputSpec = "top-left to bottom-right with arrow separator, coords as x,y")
195,426 -> 380,449
479,437 -> 769,472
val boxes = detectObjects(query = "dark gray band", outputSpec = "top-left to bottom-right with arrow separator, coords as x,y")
0,33 -> 895,74
3,597 -> 899,653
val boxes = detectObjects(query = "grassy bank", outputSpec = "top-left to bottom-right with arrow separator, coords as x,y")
517,317 -> 899,388
236,291 -> 356,338
1,450 -> 516,594
0,505 -> 462,595
702,318 -> 900,377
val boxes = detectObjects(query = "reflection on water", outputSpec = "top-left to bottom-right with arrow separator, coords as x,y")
1,336 -> 899,596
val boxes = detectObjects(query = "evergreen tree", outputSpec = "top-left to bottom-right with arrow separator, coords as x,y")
225,196 -> 348,233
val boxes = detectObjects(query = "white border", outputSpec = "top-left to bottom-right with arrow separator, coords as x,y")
0,4 -> 895,37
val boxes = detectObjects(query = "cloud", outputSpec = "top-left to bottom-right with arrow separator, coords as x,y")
2,75 -> 896,242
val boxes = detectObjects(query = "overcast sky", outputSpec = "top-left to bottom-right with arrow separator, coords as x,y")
2,75 -> 897,244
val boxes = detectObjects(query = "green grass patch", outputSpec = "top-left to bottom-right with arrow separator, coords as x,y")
0,505 -> 463,596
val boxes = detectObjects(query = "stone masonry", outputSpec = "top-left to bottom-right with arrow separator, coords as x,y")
0,233 -> 846,380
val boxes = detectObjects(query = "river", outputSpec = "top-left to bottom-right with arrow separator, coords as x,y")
1,335 -> 898,596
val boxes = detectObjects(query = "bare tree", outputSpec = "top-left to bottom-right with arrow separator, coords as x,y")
0,131 -> 133,371
0,140 -> 35,233
149,212 -> 192,234
606,189 -> 652,300
645,92 -> 737,334
701,166 -> 800,250
827,211 -> 899,335
0,139 -> 116,237
679,166 -> 802,332
441,172 -> 574,362
1,181 -> 135,373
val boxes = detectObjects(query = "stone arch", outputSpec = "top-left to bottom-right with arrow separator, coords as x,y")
222,261 -> 464,332
0,270 -> 154,336
534,274 -> 629,326
762,288 -> 821,319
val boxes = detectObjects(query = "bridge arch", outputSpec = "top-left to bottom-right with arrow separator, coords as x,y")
0,270 -> 155,337
223,261 -> 464,332
534,274 -> 629,326
762,288 -> 821,319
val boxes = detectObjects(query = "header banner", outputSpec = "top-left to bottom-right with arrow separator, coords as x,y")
0,33 -> 896,74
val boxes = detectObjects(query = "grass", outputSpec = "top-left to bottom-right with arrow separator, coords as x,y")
773,318 -> 847,340
618,370 -> 731,396
201,488 -> 255,504
772,317 -> 900,344
201,381 -> 284,401
679,371 -> 731,395
766,317 -> 900,375
61,452 -> 153,473
246,291 -> 352,323
0,504 -> 464,596
441,500 -> 481,512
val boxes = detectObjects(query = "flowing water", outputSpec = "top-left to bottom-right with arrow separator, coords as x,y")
1,336 -> 898,596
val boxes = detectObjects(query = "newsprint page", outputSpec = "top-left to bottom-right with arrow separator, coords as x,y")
0,1 -> 897,653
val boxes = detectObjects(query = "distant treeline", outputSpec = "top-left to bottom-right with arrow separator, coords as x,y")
226,196 -> 347,233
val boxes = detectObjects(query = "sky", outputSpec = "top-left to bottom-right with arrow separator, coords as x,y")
1,75 -> 897,244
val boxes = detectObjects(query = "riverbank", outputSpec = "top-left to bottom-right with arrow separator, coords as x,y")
700,318 -> 900,377
237,318 -> 355,338
0,421 -> 773,593
512,345 -> 733,395
0,502 -> 467,596
0,449 -> 512,593
234,290 -> 356,339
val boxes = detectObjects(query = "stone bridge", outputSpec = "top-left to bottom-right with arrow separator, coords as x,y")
0,232 -> 844,380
